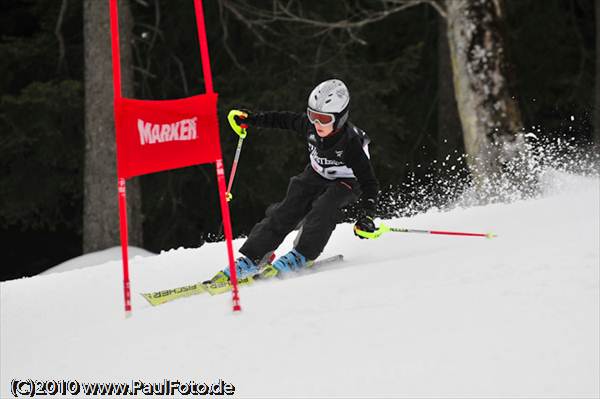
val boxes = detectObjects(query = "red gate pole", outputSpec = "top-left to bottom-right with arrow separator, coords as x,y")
193,0 -> 214,94
109,0 -> 131,315
118,178 -> 132,315
193,0 -> 241,311
216,160 -> 241,311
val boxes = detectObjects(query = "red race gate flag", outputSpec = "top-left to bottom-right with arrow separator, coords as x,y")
109,0 -> 241,315
114,94 -> 220,178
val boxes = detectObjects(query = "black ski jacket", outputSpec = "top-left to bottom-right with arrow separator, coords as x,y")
244,111 -> 379,214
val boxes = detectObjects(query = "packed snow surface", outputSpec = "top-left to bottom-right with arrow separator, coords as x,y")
1,170 -> 598,398
40,246 -> 155,276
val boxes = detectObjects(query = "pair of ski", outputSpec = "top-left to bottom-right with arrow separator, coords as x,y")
141,254 -> 343,306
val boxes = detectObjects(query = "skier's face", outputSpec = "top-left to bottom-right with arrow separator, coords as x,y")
313,122 -> 334,137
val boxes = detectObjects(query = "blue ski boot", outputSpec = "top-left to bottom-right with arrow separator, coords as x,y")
266,249 -> 313,276
224,256 -> 260,279
204,256 -> 260,285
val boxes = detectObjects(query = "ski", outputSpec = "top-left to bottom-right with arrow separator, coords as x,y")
140,254 -> 344,306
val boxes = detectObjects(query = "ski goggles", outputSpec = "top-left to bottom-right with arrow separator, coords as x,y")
307,108 -> 335,126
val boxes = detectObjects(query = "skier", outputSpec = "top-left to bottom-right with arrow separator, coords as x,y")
211,79 -> 379,283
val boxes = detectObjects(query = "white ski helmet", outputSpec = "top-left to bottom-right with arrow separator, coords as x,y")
307,79 -> 350,130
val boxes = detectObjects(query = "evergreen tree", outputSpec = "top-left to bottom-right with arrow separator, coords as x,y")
445,0 -> 526,186
437,13 -> 463,161
594,1 -> 600,147
82,0 -> 142,252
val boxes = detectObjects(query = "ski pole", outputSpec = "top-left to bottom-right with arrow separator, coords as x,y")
354,223 -> 497,240
225,110 -> 248,202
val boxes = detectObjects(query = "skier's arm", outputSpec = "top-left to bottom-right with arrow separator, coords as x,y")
344,137 -> 379,217
237,110 -> 310,135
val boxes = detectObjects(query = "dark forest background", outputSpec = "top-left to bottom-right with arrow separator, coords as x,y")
0,0 -> 597,280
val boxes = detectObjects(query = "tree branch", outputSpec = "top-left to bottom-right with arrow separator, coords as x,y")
425,0 -> 447,19
54,0 -> 68,74
219,0 -> 444,46
217,0 -> 247,71
272,0 -> 426,30
171,55 -> 189,96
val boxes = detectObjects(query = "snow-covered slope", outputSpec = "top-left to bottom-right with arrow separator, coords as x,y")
40,246 -> 155,276
1,171 -> 598,398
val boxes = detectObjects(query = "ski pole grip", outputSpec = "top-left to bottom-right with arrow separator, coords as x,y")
228,110 -> 248,139
354,223 -> 390,239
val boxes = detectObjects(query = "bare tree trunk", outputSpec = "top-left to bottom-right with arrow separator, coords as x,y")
595,0 -> 600,146
83,0 -> 142,253
437,14 -> 463,160
446,0 -> 525,183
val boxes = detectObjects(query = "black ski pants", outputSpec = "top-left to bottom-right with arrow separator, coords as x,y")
240,166 -> 360,261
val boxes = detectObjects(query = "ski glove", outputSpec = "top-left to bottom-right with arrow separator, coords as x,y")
232,109 -> 253,128
354,197 -> 377,239
354,215 -> 376,239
